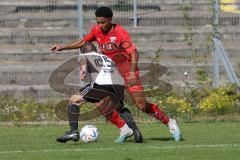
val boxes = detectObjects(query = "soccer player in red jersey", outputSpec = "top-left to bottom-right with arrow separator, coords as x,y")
51,6 -> 180,141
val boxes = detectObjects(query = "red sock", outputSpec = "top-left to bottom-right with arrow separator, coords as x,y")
146,103 -> 169,124
105,110 -> 125,128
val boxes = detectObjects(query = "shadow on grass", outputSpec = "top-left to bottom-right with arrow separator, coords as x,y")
56,137 -> 186,145
144,137 -> 186,142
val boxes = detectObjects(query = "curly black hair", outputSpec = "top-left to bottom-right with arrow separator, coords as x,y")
95,6 -> 113,18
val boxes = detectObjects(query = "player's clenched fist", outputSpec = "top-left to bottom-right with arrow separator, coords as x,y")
50,45 -> 64,53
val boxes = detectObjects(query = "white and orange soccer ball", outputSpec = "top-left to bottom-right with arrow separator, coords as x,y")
80,125 -> 99,143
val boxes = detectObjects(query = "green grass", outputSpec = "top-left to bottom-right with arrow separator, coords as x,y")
0,122 -> 240,160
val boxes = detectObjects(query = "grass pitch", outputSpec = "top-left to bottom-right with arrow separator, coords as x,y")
0,121 -> 240,160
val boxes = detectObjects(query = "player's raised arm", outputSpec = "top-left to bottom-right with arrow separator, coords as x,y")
50,39 -> 85,53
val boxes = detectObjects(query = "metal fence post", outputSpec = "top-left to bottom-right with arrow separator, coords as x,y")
78,0 -> 83,39
133,0 -> 137,27
78,0 -> 84,87
212,0 -> 240,86
213,0 -> 220,87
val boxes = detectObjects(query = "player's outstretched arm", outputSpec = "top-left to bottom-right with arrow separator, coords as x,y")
50,40 -> 85,53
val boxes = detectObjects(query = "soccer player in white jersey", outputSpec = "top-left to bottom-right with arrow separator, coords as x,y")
56,42 -> 142,143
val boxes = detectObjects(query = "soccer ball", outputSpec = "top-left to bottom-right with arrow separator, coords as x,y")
80,125 -> 99,143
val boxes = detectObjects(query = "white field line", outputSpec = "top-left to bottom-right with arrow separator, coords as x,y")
0,144 -> 239,154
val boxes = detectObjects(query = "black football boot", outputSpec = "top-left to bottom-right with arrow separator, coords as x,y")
56,130 -> 79,143
120,108 -> 143,143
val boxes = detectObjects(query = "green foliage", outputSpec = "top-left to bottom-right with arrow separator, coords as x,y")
159,95 -> 192,119
196,69 -> 212,85
151,47 -> 164,63
180,3 -> 213,65
199,85 -> 239,115
0,85 -> 239,122
181,4 -> 194,46
80,103 -> 96,113
152,84 -> 240,121
0,97 -> 56,121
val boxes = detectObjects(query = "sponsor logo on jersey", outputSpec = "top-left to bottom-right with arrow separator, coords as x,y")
100,43 -> 118,51
99,41 -> 132,52
110,36 -> 117,43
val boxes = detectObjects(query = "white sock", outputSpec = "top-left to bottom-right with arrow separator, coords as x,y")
167,119 -> 174,127
120,124 -> 131,135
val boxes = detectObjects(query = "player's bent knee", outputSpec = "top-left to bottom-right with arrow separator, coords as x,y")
96,97 -> 112,107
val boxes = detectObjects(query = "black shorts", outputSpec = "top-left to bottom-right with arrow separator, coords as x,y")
79,83 -> 125,107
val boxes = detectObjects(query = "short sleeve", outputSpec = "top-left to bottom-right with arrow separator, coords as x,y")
83,27 -> 96,42
119,30 -> 136,54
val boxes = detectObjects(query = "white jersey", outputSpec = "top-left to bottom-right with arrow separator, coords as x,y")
77,52 -> 124,85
